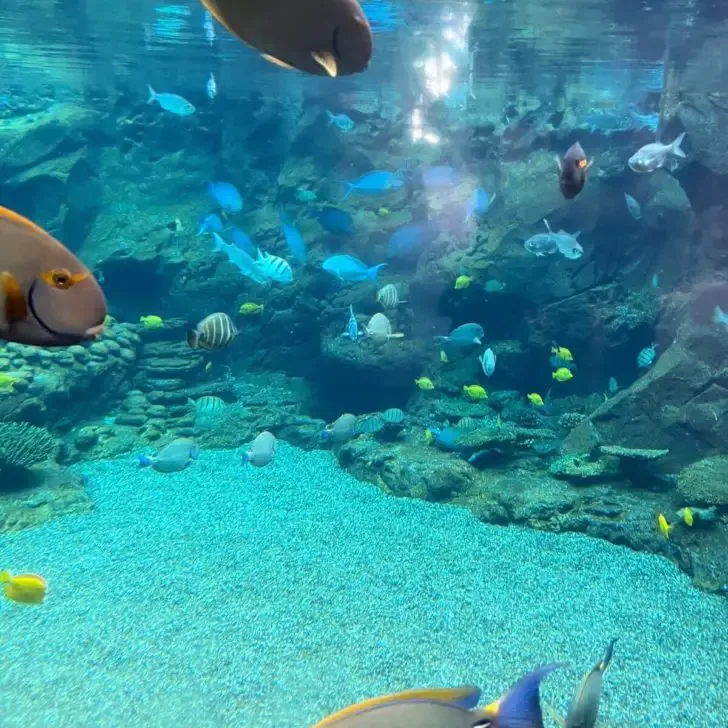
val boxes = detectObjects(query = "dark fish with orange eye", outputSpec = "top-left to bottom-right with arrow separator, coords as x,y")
199,0 -> 372,77
0,207 -> 107,347
556,142 -> 592,200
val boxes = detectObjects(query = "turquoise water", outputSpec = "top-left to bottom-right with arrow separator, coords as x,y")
3,444 -> 726,726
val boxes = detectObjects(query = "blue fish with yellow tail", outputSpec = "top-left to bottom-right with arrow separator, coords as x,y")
313,663 -> 561,727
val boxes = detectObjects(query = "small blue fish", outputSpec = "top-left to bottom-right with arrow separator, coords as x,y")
435,323 -> 484,348
313,207 -> 353,235
480,348 -> 496,377
343,171 -> 403,199
421,166 -> 460,188
146,85 -> 195,116
625,193 -> 642,220
637,343 -> 657,368
138,438 -> 199,473
432,427 -> 463,451
326,111 -> 355,131
256,249 -> 293,284
322,255 -> 386,283
206,72 -> 217,100
197,213 -> 223,236
279,209 -> 306,264
212,232 -> 267,284
386,223 -> 430,260
208,182 -> 243,213
465,187 -> 494,221
231,227 -> 256,257
342,305 -> 363,340
714,306 -> 728,330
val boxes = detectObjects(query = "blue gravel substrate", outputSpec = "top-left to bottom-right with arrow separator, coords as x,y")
1,444 -> 726,727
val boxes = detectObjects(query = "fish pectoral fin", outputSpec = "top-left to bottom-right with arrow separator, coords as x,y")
544,702 -> 567,728
260,53 -> 296,70
0,271 -> 28,323
311,50 -> 338,77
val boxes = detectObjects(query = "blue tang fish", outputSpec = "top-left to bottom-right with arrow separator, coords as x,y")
146,85 -> 195,116
465,187 -> 495,221
231,227 -> 257,257
314,664 -> 561,728
212,232 -> 267,284
386,223 -> 431,260
279,209 -> 306,264
327,111 -> 355,131
421,165 -> 460,188
432,427 -> 463,451
313,207 -> 354,235
322,254 -> 386,283
138,438 -> 199,473
343,171 -> 403,199
208,182 -> 243,213
196,213 -> 223,236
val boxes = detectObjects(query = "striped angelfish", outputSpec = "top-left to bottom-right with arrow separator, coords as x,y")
187,312 -> 238,350
255,249 -> 293,283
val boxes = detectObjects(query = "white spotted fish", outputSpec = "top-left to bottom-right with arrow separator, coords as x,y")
187,312 -> 238,350
243,431 -> 277,467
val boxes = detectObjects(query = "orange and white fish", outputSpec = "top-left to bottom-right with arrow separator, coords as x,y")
0,570 -> 48,605
199,0 -> 372,77
0,207 -> 106,346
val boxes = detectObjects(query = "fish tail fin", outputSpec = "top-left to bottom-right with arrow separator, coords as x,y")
544,703 -> 568,728
368,263 -> 387,280
138,454 -> 153,468
671,132 -> 687,158
543,218 -> 552,233
147,85 -> 156,103
0,569 -> 10,583
597,638 -> 617,672
476,664 -> 563,728
714,305 -> 726,324
186,329 -> 200,349
342,184 -> 354,200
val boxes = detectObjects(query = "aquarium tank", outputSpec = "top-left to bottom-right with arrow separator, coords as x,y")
1,0 -> 727,725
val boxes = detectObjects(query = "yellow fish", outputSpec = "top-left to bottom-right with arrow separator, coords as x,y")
424,429 -> 433,444
377,207 -> 391,217
454,275 -> 472,290
552,367 -> 574,383
527,393 -> 544,407
139,315 -> 164,329
0,373 -> 17,391
463,384 -> 487,400
658,513 -> 671,538
679,507 -> 694,527
440,350 -> 448,363
415,377 -> 435,391
551,345 -> 574,361
239,302 -> 264,315
0,570 -> 47,605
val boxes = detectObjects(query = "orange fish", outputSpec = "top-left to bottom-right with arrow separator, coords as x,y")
0,207 -> 106,346
0,570 -> 47,605
200,0 -> 372,77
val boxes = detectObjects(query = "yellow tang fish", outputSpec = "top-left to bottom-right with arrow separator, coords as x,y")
0,373 -> 17,390
552,345 -> 574,361
440,350 -> 448,363
463,384 -> 487,400
239,302 -> 264,315
552,367 -> 574,383
527,393 -> 544,407
679,507 -> 694,527
454,275 -> 472,290
139,315 -> 164,329
415,377 -> 435,391
658,513 -> 671,538
377,207 -> 391,217
0,570 -> 47,605
424,429 -> 433,445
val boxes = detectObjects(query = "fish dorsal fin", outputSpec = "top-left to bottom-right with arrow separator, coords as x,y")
545,702 -> 567,728
261,53 -> 296,71
543,219 -> 552,233
0,206 -> 50,239
314,687 -> 481,727
311,50 -> 338,77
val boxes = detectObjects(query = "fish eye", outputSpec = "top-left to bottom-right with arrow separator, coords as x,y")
49,268 -> 73,289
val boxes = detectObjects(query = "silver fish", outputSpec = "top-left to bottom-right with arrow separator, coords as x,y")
628,132 -> 686,173
187,312 -> 238,350
199,0 -> 372,77
139,438 -> 199,473
624,193 -> 642,220
243,430 -> 277,467
322,413 -> 357,442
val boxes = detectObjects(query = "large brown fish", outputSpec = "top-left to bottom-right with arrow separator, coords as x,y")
556,142 -> 592,200
200,0 -> 372,77
547,639 -> 616,728
0,207 -> 106,347
314,663 -> 561,728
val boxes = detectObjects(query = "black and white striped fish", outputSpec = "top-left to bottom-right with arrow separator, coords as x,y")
187,312 -> 238,350
255,249 -> 293,283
